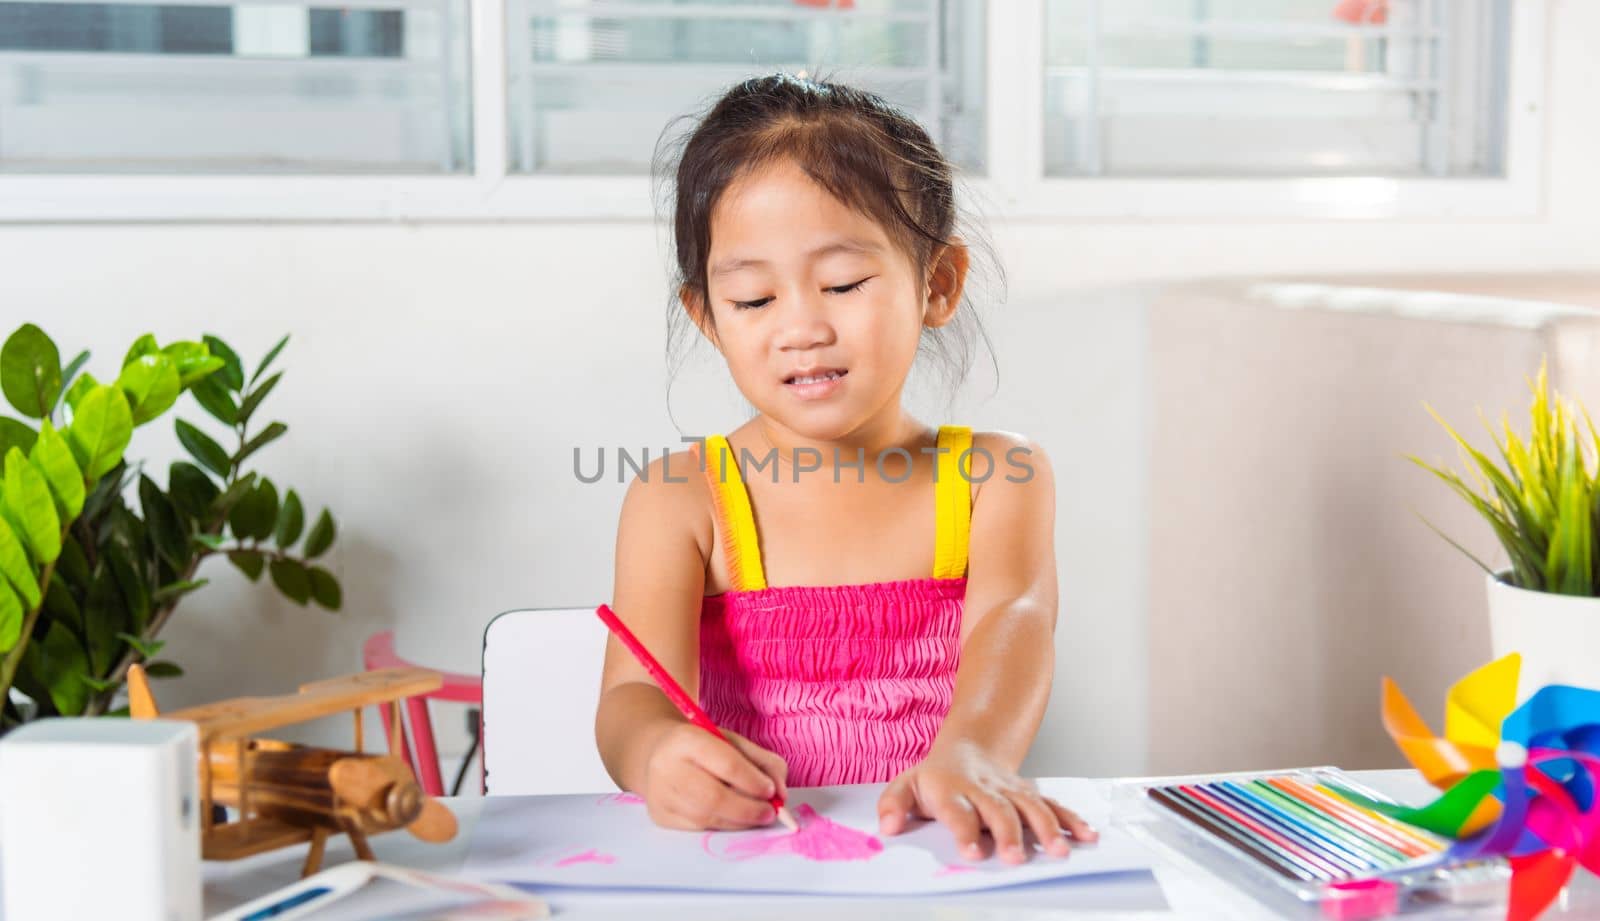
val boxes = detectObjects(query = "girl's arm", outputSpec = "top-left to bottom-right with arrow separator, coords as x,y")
876,434 -> 1098,862
595,451 -> 789,830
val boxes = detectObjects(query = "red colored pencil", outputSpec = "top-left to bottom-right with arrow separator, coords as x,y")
595,604 -> 798,831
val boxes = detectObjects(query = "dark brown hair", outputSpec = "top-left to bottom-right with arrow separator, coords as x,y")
654,72 -> 999,407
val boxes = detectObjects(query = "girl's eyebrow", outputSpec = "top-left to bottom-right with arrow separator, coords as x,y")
710,238 -> 883,277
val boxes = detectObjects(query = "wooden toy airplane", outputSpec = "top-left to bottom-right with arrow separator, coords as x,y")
128,664 -> 459,877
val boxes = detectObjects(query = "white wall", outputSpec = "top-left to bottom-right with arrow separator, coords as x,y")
0,0 -> 1596,778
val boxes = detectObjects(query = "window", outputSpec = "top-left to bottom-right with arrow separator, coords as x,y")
0,0 -> 472,172
1042,0 -> 1511,177
0,0 -> 1547,219
502,0 -> 985,174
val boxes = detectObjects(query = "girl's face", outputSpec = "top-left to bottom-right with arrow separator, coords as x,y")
689,158 -> 965,442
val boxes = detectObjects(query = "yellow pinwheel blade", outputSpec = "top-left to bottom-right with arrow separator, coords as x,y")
1443,653 -> 1521,749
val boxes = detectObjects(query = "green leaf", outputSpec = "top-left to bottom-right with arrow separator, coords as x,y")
237,371 -> 282,427
53,350 -> 91,414
144,661 -> 183,679
203,335 -> 245,392
169,461 -> 220,525
29,421 -> 84,520
162,341 -> 223,388
152,579 -> 207,605
3,446 -> 60,564
116,353 -> 182,426
87,560 -> 130,670
182,356 -> 224,388
0,580 -> 22,654
43,571 -> 82,631
55,536 -> 89,590
122,333 -> 160,369
139,475 -> 188,570
303,509 -> 336,559
234,422 -> 287,469
191,534 -> 227,552
230,478 -> 278,543
80,460 -> 131,526
175,419 -> 231,479
308,566 -> 342,611
210,472 -> 257,517
80,675 -> 118,693
26,621 -> 90,716
0,517 -> 41,608
275,490 -> 305,547
0,418 -> 38,466
115,632 -> 166,660
189,376 -> 239,426
67,385 -> 133,481
269,558 -> 311,605
64,373 -> 98,413
1,324 -> 62,420
228,550 -> 264,582
251,335 -> 290,387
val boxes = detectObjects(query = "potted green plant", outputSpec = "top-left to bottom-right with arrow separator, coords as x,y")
0,323 -> 340,726
1412,361 -> 1600,697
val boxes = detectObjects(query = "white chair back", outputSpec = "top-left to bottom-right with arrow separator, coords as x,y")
481,606 -> 617,795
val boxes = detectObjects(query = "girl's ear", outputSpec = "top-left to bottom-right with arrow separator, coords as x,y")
923,239 -> 969,329
681,284 -> 722,351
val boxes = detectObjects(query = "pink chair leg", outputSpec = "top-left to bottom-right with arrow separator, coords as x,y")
405,696 -> 445,797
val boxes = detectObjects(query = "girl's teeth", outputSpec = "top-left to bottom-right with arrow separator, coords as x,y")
793,372 -> 841,384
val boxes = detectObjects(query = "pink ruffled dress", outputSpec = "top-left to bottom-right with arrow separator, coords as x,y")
693,426 -> 973,786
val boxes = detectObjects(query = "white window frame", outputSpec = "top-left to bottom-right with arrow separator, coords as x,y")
0,0 -> 1547,223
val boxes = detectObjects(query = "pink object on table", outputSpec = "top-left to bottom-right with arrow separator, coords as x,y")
1322,878 -> 1399,921
362,630 -> 484,796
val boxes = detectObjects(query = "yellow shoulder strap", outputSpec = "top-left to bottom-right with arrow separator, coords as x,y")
932,425 -> 972,580
700,435 -> 767,591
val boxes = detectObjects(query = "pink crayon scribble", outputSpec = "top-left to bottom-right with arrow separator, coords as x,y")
553,849 -> 617,868
701,805 -> 883,863
596,792 -> 645,806
936,864 -> 977,877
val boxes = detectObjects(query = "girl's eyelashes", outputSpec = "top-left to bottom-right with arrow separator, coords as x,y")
727,276 -> 875,311
827,275 -> 874,295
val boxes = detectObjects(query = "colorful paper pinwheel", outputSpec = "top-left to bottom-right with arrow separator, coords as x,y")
1330,654 -> 1600,921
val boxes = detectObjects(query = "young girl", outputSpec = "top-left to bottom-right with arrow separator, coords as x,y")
595,73 -> 1095,866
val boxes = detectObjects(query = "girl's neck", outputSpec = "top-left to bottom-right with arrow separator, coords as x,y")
753,411 -> 929,471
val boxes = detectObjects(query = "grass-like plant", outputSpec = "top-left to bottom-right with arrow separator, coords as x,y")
1412,361 -> 1600,597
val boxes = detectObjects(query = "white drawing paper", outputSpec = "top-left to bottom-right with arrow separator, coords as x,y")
460,779 -> 1153,895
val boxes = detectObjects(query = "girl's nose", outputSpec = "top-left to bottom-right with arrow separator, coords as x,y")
775,291 -> 837,351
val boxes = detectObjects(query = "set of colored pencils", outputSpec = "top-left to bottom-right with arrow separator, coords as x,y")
1147,774 -> 1445,886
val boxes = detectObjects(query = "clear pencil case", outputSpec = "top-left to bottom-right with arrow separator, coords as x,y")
1109,766 -> 1510,920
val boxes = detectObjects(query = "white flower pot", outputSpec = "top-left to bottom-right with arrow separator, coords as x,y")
1486,571 -> 1600,701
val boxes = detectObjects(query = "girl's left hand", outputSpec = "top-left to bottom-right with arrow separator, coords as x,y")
876,740 -> 1098,865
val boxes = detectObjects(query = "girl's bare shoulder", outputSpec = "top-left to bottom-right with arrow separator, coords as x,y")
967,430 -> 1053,499
617,446 -> 716,559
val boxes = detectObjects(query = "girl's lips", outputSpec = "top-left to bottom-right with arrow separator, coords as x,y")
784,369 -> 847,401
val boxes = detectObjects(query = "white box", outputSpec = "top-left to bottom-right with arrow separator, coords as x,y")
0,717 -> 200,921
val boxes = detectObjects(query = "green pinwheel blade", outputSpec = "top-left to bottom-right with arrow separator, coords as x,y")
1325,770 -> 1502,838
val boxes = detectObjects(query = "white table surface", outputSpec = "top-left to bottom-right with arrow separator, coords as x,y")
202,770 -> 1600,920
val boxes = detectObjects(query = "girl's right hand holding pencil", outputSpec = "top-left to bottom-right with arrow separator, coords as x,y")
639,722 -> 790,831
